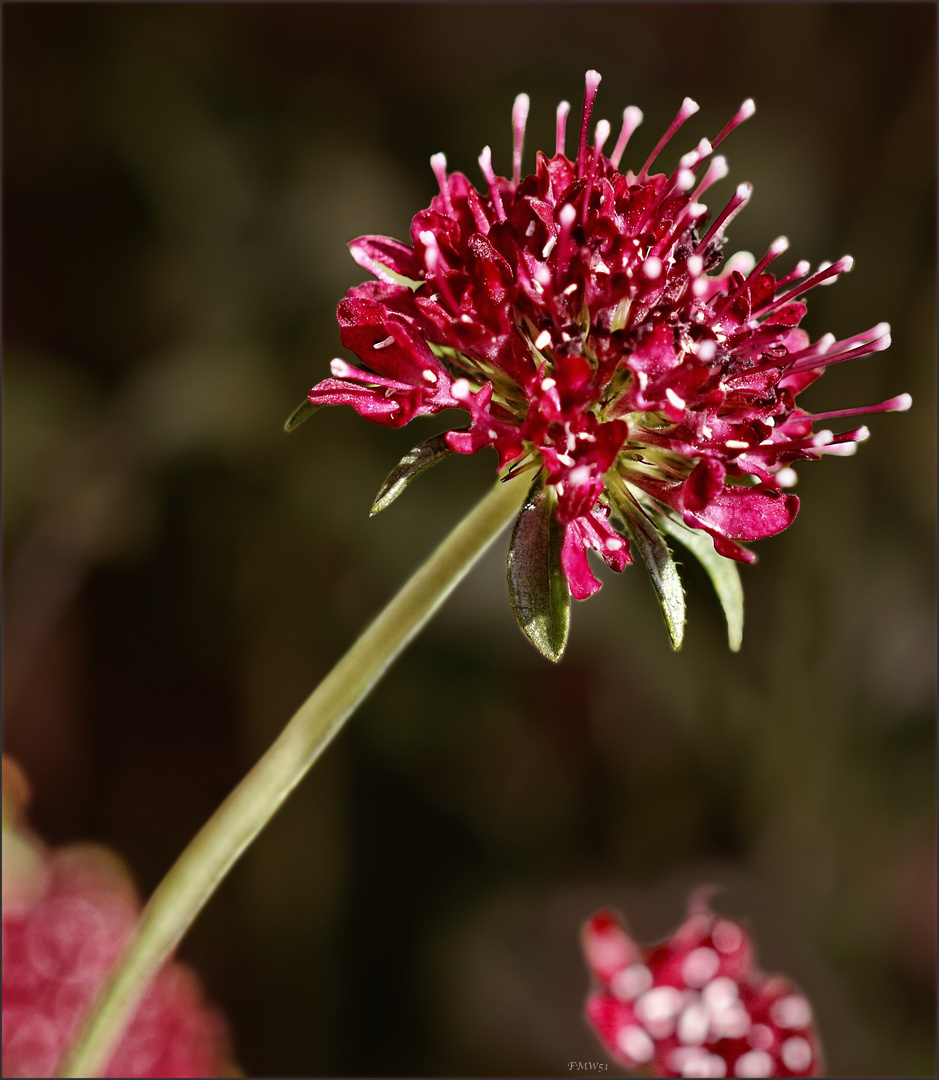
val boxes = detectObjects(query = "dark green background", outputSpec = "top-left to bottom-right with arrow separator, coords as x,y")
3,4 -> 935,1076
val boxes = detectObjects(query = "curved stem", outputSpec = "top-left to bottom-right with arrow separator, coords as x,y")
56,473 -> 528,1078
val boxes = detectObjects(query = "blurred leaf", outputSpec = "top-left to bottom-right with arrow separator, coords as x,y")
370,433 -> 455,516
656,512 -> 744,651
507,477 -> 570,662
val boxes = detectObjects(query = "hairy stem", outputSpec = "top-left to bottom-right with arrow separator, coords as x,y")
56,473 -> 528,1078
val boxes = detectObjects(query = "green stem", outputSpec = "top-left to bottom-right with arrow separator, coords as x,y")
56,473 -> 529,1079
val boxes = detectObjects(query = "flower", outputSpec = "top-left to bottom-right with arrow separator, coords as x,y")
582,896 -> 823,1078
296,71 -> 909,659
2,756 -> 237,1079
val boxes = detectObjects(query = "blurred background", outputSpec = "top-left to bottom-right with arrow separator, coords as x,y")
2,3 -> 935,1076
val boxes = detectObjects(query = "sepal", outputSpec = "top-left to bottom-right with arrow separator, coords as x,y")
656,511 -> 744,651
284,398 -> 322,433
370,433 -> 455,516
507,476 -> 571,662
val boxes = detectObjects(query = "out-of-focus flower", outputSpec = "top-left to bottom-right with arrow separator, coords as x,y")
582,896 -> 823,1078
1,756 -> 238,1079
295,71 -> 908,658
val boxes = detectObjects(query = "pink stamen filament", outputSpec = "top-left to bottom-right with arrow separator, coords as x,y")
609,106 -> 643,169
638,97 -> 700,182
478,146 -> 506,222
512,93 -> 530,187
577,70 -> 603,178
695,183 -> 752,253
711,98 -> 756,149
556,100 -> 571,157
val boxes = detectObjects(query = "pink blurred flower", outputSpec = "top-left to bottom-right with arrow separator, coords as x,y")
2,757 -> 238,1079
582,897 -> 822,1078
298,71 -> 908,657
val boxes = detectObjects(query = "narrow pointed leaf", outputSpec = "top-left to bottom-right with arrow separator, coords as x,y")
617,501 -> 685,650
370,433 -> 456,516
655,512 -> 744,651
507,478 -> 570,662
284,398 -> 322,433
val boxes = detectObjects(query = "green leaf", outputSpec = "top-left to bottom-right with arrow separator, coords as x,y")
655,513 -> 744,651
506,477 -> 570,662
370,433 -> 456,516
284,398 -> 322,433
617,500 -> 686,651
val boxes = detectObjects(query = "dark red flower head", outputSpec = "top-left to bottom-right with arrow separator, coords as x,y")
582,898 -> 823,1078
298,72 -> 909,659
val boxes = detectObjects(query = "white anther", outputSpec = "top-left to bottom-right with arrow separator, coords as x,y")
724,251 -> 756,276
726,439 -> 749,449
675,168 -> 696,192
451,378 -> 471,400
781,1037 -> 813,1072
687,254 -> 704,276
712,920 -> 743,954
534,330 -> 552,351
460,313 -> 473,323
635,985 -> 684,1039
617,1025 -> 654,1064
594,118 -> 611,152
886,393 -> 912,411
678,1001 -> 710,1046
689,201 -> 708,217
643,256 -> 663,279
330,358 -> 351,377
421,369 -> 438,383
681,96 -> 701,118
692,278 -> 709,296
487,428 -> 498,439
535,265 -> 552,286
373,336 -> 395,350
734,1050 -> 773,1078
525,220 -> 536,237
738,98 -> 756,120
559,203 -> 577,228
707,155 -> 729,182
611,963 -> 653,1001
556,453 -> 575,466
682,947 -> 721,988
665,387 -> 686,410
702,977 -> 738,1011
429,152 -> 447,177
563,282 -> 579,295
813,429 -> 834,447
541,377 -> 557,391
570,466 -> 592,486
748,1024 -> 774,1051
769,235 -> 790,256
769,994 -> 813,1029
542,235 -> 557,259
605,537 -> 624,551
